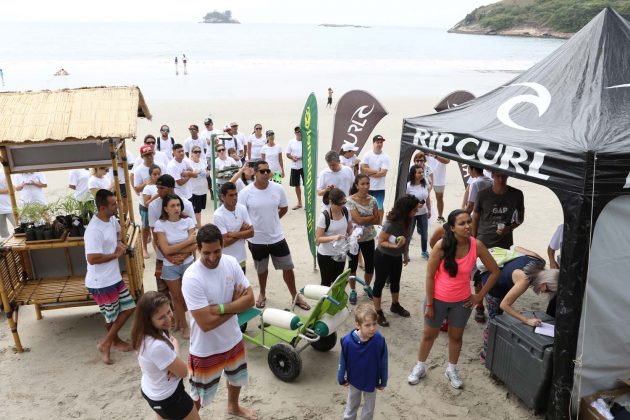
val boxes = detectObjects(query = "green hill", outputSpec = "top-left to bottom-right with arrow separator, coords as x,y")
450,0 -> 630,38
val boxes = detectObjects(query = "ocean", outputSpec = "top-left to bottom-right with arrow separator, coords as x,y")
0,22 -> 565,100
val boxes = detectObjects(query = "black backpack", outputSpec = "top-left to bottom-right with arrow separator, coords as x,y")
323,207 -> 349,232
157,136 -> 175,151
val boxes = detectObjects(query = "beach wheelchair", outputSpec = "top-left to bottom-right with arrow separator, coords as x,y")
237,269 -> 370,382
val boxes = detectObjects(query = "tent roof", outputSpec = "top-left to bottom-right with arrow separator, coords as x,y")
0,86 -> 151,144
404,8 -> 630,155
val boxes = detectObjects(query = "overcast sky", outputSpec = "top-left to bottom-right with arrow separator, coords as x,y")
1,0 -> 497,27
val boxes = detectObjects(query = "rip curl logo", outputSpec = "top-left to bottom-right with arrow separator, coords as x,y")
496,83 -> 551,132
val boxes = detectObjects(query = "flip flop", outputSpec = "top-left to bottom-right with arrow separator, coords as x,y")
255,296 -> 266,309
292,205 -> 302,210
295,299 -> 311,311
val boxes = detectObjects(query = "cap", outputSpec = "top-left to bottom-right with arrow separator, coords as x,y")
230,121 -> 238,127
140,145 -> 154,156
223,124 -> 232,131
160,125 -> 170,133
372,135 -> 386,142
188,124 -> 199,131
341,143 -> 359,152
204,117 -> 213,125
156,174 -> 175,188
266,130 -> 275,137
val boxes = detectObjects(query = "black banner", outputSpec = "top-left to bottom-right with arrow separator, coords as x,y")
331,90 -> 387,155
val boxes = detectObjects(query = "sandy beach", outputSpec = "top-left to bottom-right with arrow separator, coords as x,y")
0,95 -> 563,419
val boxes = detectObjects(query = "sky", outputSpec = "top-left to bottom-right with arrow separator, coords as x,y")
1,0 -> 497,27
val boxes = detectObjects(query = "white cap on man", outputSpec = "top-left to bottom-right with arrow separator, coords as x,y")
341,143 -> 359,152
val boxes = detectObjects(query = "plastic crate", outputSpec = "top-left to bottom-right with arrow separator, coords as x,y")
485,311 -> 554,413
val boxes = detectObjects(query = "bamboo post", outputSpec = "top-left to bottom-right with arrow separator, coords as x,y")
119,139 -> 135,224
8,308 -> 23,352
0,147 -> 20,228
109,139 -> 128,240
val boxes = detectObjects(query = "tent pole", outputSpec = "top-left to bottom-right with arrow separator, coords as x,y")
0,147 -> 19,227
109,139 -> 127,239
119,139 -> 135,224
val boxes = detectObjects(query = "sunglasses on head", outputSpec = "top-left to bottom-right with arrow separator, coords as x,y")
257,169 -> 271,174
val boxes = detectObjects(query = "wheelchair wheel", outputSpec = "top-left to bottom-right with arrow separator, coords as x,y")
268,343 -> 302,382
310,332 -> 337,352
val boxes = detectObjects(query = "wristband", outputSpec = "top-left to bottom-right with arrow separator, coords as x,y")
219,303 -> 225,315
425,303 -> 433,307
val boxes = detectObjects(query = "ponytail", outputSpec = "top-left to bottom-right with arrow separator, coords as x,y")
441,209 -> 469,277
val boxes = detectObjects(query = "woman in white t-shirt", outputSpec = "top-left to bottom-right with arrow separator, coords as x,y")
260,130 -> 284,183
214,146 -> 238,188
339,143 -> 360,176
406,165 -> 432,260
131,291 -> 200,420
247,123 -> 266,161
229,162 -> 255,193
188,145 -> 209,226
315,188 -> 353,286
154,194 -> 197,339
88,167 -> 114,197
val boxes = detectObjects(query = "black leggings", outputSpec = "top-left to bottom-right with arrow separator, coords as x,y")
373,249 -> 403,297
317,253 -> 346,287
348,239 -> 375,274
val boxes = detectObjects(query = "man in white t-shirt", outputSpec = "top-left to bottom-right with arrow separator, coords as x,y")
68,168 -> 91,201
167,144 -> 198,200
285,126 -> 304,210
133,135 -> 170,168
213,182 -> 254,272
218,125 -> 245,161
183,124 -> 208,160
230,122 -> 247,162
547,224 -> 563,269
157,125 -> 175,157
317,151 -> 355,202
360,135 -> 390,223
238,161 -> 311,310
84,189 -> 134,365
464,165 -> 493,213
15,172 -> 47,205
181,224 -> 256,417
426,154 -> 451,223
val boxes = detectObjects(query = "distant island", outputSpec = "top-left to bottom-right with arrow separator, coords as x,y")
319,24 -> 370,28
449,0 -> 630,39
202,10 -> 240,24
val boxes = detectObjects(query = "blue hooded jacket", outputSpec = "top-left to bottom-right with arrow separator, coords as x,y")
337,329 -> 388,392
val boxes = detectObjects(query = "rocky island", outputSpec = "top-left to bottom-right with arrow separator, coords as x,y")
449,0 -> 630,39
202,10 -> 240,24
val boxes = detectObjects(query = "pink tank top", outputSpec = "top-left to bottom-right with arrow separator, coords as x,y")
433,236 -> 476,303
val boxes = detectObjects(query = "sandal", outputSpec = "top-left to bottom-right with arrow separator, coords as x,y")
292,205 -> 302,210
295,299 -> 311,311
255,296 -> 266,309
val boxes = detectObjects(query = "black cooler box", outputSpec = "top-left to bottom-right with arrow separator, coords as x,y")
485,311 -> 554,413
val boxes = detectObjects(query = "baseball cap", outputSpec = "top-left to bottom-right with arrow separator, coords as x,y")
140,145 -> 154,156
204,117 -> 213,125
373,135 -> 386,142
224,124 -> 232,131
266,130 -> 275,137
156,174 -> 175,188
341,143 -> 359,152
160,125 -> 169,133
230,122 -> 238,127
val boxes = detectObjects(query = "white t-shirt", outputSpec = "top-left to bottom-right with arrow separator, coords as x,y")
316,166 -> 355,197
340,155 -> 358,168
157,137 -> 174,157
233,133 -> 246,154
427,156 -> 448,186
142,184 -> 158,205
247,134 -> 267,160
68,169 -> 91,201
0,172 -> 13,213
361,151 -> 390,190
215,157 -> 238,185
154,218 -> 196,266
468,175 -> 493,204
238,182 -> 288,244
235,178 -> 253,193
316,211 -> 350,256
285,138 -> 303,170
88,175 -> 110,192
184,137 -> 208,161
260,144 -> 283,172
219,135 -> 244,154
138,334 -> 178,401
188,159 -> 208,196
16,172 -> 47,205
213,204 -> 252,264
549,224 -> 563,266
134,152 -> 170,169
406,182 -> 429,216
149,196 -> 195,261
84,216 -> 121,289
167,158 -> 193,200
182,256 -> 250,356
133,162 -> 167,195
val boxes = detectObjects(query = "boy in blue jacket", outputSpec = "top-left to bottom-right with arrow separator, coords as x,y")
338,303 -> 388,420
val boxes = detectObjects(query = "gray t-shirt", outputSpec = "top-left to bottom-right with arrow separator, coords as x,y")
376,220 -> 409,257
474,186 -> 524,249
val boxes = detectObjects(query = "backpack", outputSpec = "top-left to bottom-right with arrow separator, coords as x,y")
323,207 -> 349,232
157,136 -> 175,152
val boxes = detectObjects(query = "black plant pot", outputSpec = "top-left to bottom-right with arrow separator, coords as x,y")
25,228 -> 37,241
35,229 -> 45,241
52,228 -> 64,239
42,229 -> 53,240
14,226 -> 25,234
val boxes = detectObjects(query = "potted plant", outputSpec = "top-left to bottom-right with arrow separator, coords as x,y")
19,202 -> 51,241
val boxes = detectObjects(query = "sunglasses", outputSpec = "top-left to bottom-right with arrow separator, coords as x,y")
257,169 -> 272,174
295,130 -> 301,134
189,128 -> 198,131
145,141 -> 156,145
255,127 -> 262,130
142,154 -> 153,157
192,150 -> 202,154
217,149 -> 226,152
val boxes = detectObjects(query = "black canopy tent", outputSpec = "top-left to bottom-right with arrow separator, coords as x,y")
396,8 -> 630,419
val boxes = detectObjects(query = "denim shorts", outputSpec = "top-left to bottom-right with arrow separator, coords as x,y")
161,261 -> 193,280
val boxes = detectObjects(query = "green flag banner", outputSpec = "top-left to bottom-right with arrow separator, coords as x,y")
300,93 -> 318,269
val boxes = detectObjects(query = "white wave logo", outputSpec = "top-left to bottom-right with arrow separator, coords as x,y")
496,82 -> 551,132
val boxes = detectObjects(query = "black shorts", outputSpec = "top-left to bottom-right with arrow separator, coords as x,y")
191,194 -> 207,213
290,168 -> 304,187
327,97 -> 332,105
248,239 -> 294,273
141,379 -> 194,420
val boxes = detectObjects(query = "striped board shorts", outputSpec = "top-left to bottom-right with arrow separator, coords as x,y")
88,280 -> 136,324
188,340 -> 248,407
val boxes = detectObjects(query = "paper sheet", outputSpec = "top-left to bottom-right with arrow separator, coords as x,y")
535,322 -> 555,337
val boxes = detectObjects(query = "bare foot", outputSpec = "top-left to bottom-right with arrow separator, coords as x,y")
228,405 -> 257,420
97,342 -> 113,365
112,340 -> 133,352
